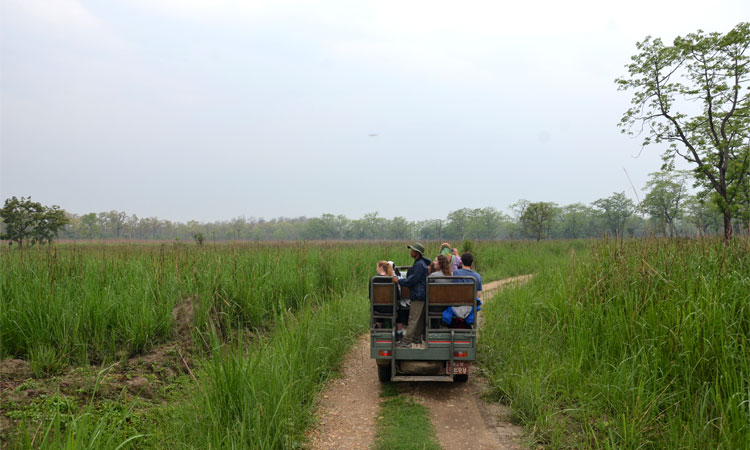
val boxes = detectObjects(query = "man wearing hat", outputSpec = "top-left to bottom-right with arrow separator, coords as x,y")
392,243 -> 431,348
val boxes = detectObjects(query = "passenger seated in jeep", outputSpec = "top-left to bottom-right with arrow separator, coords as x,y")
442,252 -> 482,328
429,254 -> 453,282
374,261 -> 408,339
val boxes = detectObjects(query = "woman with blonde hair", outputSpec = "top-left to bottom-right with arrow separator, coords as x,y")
375,260 -> 408,340
376,260 -> 395,277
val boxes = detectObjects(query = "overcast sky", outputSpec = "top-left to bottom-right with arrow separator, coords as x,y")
1,0 -> 747,222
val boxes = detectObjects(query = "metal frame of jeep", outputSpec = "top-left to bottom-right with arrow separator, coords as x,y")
369,269 -> 478,382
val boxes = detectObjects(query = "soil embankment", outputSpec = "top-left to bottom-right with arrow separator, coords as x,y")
307,275 -> 531,449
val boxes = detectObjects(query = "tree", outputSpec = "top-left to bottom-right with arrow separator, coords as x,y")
593,192 -> 636,238
80,213 -> 100,238
99,210 -> 128,238
0,197 -> 70,247
303,214 -> 348,240
519,202 -> 558,240
125,214 -> 138,239
416,219 -> 444,241
230,216 -> 246,240
555,203 -> 599,238
508,200 -> 531,239
33,207 -> 69,244
362,212 -> 387,240
617,22 -> 750,241
735,171 -> 750,235
445,208 -> 472,241
465,207 -> 508,240
142,217 -> 162,239
0,197 -> 41,247
684,195 -> 722,236
387,216 -> 412,240
641,170 -> 689,237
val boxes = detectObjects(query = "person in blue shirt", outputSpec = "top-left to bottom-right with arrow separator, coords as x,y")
443,252 -> 483,327
392,242 -> 431,347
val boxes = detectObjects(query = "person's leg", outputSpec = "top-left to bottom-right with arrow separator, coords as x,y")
396,309 -> 407,341
403,300 -> 425,344
402,305 -> 417,344
411,300 -> 425,343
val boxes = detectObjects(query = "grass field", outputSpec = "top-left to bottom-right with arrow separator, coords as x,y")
5,238 -> 744,448
0,240 -> 572,448
481,237 -> 750,448
1,241 -> 381,448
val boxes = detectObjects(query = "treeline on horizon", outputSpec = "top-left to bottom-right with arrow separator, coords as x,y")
20,189 -> 750,243
4,167 -> 750,244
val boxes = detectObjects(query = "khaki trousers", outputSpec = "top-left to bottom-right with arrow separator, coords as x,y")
404,300 -> 425,344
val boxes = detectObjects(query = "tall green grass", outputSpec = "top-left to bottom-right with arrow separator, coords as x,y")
0,242 -> 379,367
481,238 -> 750,448
2,239 -> 569,448
0,240 -> 564,368
471,239 -> 587,280
6,292 -> 369,449
179,293 -> 369,448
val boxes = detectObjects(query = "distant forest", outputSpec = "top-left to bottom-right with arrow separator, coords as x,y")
5,166 -> 750,244
40,186 -> 749,242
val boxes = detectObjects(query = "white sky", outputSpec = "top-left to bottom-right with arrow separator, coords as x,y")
1,0 -> 747,222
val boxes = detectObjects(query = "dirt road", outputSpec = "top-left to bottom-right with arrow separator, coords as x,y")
307,275 -> 531,450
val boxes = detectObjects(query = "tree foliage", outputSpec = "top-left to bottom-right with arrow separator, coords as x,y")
683,195 -> 723,237
557,203 -> 599,238
519,202 -> 558,240
593,192 -> 636,238
0,197 -> 69,247
617,22 -> 750,240
736,172 -> 750,234
7,187 -> 737,243
641,170 -> 689,237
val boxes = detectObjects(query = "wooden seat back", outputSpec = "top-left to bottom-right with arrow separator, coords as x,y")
370,276 -> 397,306
372,283 -> 396,305
426,277 -> 477,306
427,284 -> 475,305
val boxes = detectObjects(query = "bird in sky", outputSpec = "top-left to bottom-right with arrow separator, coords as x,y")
368,133 -> 378,137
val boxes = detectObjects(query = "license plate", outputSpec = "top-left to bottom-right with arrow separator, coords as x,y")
447,361 -> 469,375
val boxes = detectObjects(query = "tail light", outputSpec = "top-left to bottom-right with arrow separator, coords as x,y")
453,351 -> 468,357
378,350 -> 392,357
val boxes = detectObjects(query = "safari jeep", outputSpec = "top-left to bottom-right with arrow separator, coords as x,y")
369,270 -> 478,382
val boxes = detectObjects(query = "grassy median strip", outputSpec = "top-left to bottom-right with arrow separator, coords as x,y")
374,384 -> 440,450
